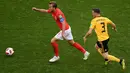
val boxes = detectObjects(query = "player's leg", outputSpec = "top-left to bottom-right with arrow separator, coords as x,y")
102,52 -> 125,69
103,52 -> 125,69
101,39 -> 125,69
49,37 -> 60,62
49,31 -> 63,62
95,43 -> 109,65
67,40 -> 90,60
63,27 -> 90,60
68,40 -> 86,53
101,39 -> 120,63
95,44 -> 104,57
51,37 -> 59,57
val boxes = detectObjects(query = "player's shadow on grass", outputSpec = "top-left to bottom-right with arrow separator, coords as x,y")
48,61 -> 61,65
4,54 -> 15,58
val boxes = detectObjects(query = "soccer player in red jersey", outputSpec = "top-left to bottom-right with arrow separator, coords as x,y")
32,1 -> 90,62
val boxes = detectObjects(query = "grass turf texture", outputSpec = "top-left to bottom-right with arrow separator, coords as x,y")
1,0 -> 130,73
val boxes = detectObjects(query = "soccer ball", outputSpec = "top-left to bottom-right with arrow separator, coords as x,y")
5,47 -> 14,56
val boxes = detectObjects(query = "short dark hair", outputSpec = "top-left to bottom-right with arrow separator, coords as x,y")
92,8 -> 100,14
49,1 -> 57,8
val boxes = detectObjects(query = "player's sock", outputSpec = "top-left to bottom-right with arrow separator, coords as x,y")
107,55 -> 120,62
51,42 -> 59,57
105,59 -> 108,61
104,58 -> 109,65
72,42 -> 86,53
119,59 -> 126,70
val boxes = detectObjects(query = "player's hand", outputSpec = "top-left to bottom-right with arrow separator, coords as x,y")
32,7 -> 37,10
83,37 -> 87,44
114,29 -> 117,32
112,28 -> 117,32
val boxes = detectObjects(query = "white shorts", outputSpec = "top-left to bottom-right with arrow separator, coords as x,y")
54,27 -> 73,40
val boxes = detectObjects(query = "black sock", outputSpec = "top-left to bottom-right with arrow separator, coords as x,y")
105,59 -> 108,61
119,59 -> 122,64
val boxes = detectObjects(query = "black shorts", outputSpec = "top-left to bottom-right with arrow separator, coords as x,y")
96,38 -> 109,53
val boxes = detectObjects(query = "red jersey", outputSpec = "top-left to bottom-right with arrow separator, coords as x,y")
48,8 -> 70,30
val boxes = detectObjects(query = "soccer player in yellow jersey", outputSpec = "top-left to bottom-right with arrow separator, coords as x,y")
83,8 -> 125,70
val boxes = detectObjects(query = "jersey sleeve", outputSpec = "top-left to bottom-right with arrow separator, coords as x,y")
47,9 -> 51,13
105,18 -> 113,24
89,20 -> 96,29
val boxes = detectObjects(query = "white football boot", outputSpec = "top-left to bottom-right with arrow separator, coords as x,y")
83,51 -> 90,60
49,56 -> 60,63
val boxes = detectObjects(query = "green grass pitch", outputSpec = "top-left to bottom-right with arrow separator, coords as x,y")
1,0 -> 130,73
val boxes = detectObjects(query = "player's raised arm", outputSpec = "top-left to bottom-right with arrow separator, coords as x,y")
83,19 -> 96,44
83,28 -> 93,44
111,23 -> 117,32
107,18 -> 117,32
84,28 -> 93,38
106,18 -> 117,31
32,7 -> 49,13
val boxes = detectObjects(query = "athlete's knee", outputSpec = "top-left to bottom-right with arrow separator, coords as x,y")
95,44 -> 99,50
51,37 -> 57,43
68,40 -> 75,45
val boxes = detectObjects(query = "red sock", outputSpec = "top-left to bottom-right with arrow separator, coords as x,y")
51,42 -> 59,57
72,42 -> 86,53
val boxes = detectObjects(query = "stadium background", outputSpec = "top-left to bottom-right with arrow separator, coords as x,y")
1,0 -> 130,73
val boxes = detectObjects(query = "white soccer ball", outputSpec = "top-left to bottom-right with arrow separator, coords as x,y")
5,47 -> 14,56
